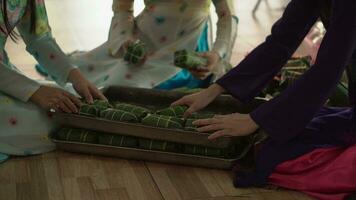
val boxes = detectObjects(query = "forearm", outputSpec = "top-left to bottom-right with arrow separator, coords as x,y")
0,65 -> 40,102
25,34 -> 76,86
108,0 -> 135,56
251,0 -> 356,142
216,0 -> 320,102
212,0 -> 238,60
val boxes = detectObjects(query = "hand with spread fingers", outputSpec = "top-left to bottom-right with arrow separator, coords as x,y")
193,113 -> 259,140
171,84 -> 226,118
30,85 -> 82,113
30,69 -> 107,113
68,69 -> 107,104
189,51 -> 220,80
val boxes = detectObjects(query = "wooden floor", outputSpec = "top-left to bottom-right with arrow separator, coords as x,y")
0,151 -> 314,200
1,0 -> 316,199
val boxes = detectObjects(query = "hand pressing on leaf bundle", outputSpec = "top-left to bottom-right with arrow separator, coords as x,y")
193,113 -> 259,140
172,83 -> 226,118
30,69 -> 107,113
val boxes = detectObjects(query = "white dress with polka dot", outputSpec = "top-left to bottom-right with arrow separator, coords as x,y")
0,0 -> 76,155
69,0 -> 238,89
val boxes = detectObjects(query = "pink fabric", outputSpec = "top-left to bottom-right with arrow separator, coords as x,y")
269,146 -> 356,200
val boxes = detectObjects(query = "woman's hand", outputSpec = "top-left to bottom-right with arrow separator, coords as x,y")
193,113 -> 259,140
68,69 -> 107,104
110,38 -> 135,57
189,51 -> 220,80
171,84 -> 225,117
30,85 -> 82,113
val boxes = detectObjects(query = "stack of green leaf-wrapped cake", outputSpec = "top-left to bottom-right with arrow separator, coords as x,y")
55,127 -> 256,159
56,99 -> 264,162
77,102 -> 214,132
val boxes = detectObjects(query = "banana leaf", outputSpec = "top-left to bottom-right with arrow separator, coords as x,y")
174,50 -> 208,70
57,128 -> 98,143
99,134 -> 138,148
100,108 -> 139,123
156,105 -> 188,117
124,40 -> 146,64
141,114 -> 185,129
114,103 -> 151,119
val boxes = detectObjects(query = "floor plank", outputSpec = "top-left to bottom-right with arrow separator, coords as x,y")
0,151 -> 315,200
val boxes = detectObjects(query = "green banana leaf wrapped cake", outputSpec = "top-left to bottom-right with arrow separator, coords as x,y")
100,108 -> 139,123
184,113 -> 215,132
285,56 -> 311,68
79,100 -> 112,117
124,40 -> 146,64
55,128 -> 261,160
93,100 -> 112,109
184,119 -> 197,132
79,104 -> 101,117
114,103 -> 150,119
138,139 -> 182,153
99,134 -> 138,148
174,50 -> 207,70
57,128 -> 98,144
142,114 -> 185,129
183,145 -> 223,158
156,105 -> 188,117
262,56 -> 349,106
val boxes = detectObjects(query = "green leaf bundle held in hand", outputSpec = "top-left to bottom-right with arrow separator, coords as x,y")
174,50 -> 208,70
124,40 -> 147,64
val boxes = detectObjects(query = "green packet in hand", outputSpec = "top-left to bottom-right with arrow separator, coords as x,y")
284,56 -> 312,68
100,108 -> 140,123
142,114 -> 185,129
57,128 -> 98,144
124,40 -> 146,64
114,103 -> 151,119
174,50 -> 208,70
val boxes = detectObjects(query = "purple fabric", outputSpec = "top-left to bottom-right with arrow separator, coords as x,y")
216,0 -> 356,187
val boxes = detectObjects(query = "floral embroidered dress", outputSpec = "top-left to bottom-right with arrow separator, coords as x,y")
0,0 -> 76,155
69,0 -> 237,89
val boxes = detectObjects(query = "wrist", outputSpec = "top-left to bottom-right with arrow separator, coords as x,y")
211,50 -> 221,60
29,85 -> 44,102
67,69 -> 82,84
208,83 -> 225,96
